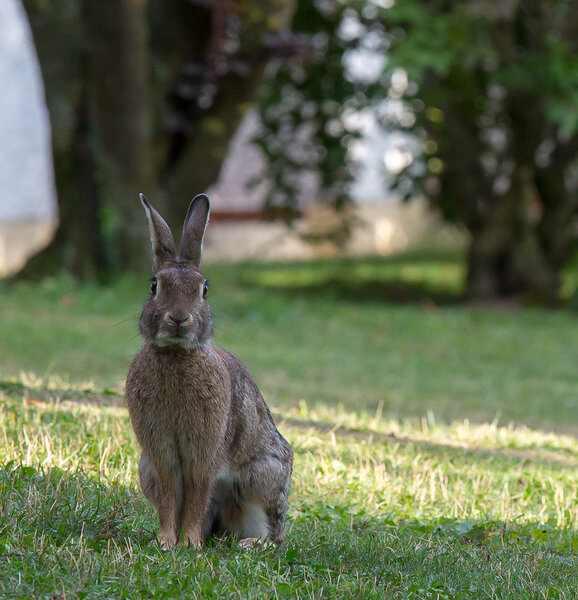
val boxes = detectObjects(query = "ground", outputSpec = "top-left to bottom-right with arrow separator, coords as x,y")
0,251 -> 577,598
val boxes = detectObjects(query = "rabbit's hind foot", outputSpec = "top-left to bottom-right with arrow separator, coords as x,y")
239,537 -> 272,550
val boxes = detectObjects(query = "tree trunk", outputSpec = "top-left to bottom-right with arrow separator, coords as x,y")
465,179 -> 560,303
20,1 -> 104,278
466,233 -> 560,303
21,94 -> 107,280
85,0 -> 151,272
22,0 -> 151,278
58,88 -> 109,279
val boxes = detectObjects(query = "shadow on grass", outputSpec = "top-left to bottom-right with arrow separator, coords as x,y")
265,278 -> 461,306
276,413 -> 578,470
0,462 -> 148,550
0,379 -> 124,407
290,506 -> 577,598
233,252 -> 465,306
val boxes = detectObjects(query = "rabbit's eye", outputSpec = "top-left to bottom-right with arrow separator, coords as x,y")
150,277 -> 158,295
203,280 -> 209,298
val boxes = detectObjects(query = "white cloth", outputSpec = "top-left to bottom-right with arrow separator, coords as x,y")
0,0 -> 58,274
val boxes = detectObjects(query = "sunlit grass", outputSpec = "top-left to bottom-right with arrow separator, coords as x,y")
1,383 -> 577,598
1,252 -> 577,597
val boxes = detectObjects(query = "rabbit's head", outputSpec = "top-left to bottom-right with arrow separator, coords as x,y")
138,194 -> 213,351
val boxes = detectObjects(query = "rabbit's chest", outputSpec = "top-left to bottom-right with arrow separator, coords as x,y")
151,386 -> 225,436
133,388 -> 227,469
126,348 -> 230,458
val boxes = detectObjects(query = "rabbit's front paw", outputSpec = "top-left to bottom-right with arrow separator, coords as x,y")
157,530 -> 178,551
182,531 -> 202,549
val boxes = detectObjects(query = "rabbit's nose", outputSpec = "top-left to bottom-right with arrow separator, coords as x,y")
164,311 -> 193,326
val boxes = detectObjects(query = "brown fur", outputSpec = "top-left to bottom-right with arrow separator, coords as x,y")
125,194 -> 293,550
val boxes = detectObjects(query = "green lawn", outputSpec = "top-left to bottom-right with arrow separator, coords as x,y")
0,251 -> 577,598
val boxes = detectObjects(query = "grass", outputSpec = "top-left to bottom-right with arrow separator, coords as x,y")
1,251 -> 577,429
0,250 -> 577,598
1,393 -> 577,598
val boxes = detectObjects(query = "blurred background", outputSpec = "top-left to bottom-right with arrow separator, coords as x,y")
2,5 -> 578,594
1,0 -> 577,429
1,0 -> 576,302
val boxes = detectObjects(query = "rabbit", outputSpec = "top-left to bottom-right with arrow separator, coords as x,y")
125,193 -> 293,550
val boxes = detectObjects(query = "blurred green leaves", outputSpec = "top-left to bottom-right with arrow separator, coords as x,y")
255,0 -> 578,300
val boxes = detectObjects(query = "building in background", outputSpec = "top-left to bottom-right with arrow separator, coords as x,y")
204,109 -> 462,263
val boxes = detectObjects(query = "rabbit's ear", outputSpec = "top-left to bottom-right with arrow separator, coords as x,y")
179,193 -> 210,269
140,193 -> 176,272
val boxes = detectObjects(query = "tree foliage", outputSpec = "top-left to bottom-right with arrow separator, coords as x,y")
255,0 -> 388,241
258,0 -> 578,301
386,0 -> 578,300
